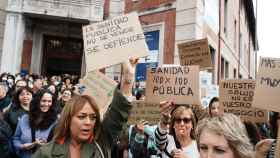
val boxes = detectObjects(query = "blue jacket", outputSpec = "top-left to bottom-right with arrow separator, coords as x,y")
13,114 -> 56,158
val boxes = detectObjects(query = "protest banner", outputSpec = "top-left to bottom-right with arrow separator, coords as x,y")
220,79 -> 268,123
145,66 -> 200,105
178,38 -> 212,69
252,57 -> 280,112
82,12 -> 149,72
128,101 -> 161,125
80,71 -> 117,117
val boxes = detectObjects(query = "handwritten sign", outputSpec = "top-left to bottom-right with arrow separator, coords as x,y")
82,12 -> 149,71
128,101 -> 161,125
145,66 -> 200,105
220,79 -> 268,122
178,38 -> 212,69
80,71 -> 117,117
253,57 -> 280,112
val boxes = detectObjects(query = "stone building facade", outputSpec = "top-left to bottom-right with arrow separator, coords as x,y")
1,0 -> 105,76
0,0 -> 257,84
106,0 -> 257,83
0,0 -> 7,65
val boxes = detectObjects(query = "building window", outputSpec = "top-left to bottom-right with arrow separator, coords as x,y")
221,57 -> 225,79
209,46 -> 216,83
210,46 -> 216,66
135,30 -> 160,82
221,57 -> 229,79
233,68 -> 237,78
225,61 -> 229,79
234,19 -> 237,50
224,0 -> 228,35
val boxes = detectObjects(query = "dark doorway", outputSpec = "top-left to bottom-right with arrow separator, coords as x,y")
42,35 -> 83,76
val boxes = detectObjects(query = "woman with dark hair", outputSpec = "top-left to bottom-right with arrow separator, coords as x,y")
63,76 -> 73,90
155,101 -> 199,158
4,87 -> 33,133
208,97 -> 223,117
12,89 -> 58,158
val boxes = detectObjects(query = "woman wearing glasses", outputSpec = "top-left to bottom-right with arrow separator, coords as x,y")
32,59 -> 138,158
155,101 -> 199,158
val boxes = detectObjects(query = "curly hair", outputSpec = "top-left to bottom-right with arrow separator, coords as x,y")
29,89 -> 57,130
196,113 -> 254,158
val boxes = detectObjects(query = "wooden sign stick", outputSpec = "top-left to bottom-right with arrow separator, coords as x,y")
275,123 -> 280,158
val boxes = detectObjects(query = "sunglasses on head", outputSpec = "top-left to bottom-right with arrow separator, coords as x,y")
174,117 -> 192,124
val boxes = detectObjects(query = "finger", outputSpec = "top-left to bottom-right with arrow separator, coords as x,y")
129,57 -> 139,65
142,121 -> 149,125
160,101 -> 172,110
160,101 -> 168,107
139,119 -> 146,124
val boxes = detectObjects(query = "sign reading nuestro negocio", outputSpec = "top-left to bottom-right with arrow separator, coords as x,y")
220,79 -> 268,123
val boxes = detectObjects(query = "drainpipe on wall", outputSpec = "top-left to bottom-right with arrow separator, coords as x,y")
255,0 -> 258,78
217,0 -> 222,84
238,0 -> 241,78
248,34 -> 251,78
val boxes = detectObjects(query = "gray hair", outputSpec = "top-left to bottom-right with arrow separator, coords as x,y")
196,114 -> 254,158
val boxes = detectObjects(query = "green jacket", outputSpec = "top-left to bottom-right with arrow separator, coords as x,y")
32,88 -> 132,158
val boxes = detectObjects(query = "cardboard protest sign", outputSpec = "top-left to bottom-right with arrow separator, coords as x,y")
128,101 -> 161,125
82,12 -> 149,72
178,38 -> 212,69
80,71 -> 117,117
145,66 -> 200,105
220,79 -> 268,123
253,57 -> 280,113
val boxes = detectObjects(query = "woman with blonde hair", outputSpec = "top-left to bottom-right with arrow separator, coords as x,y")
155,101 -> 199,158
196,113 -> 254,158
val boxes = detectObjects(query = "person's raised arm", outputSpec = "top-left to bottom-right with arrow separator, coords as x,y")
98,58 -> 138,147
155,100 -> 175,150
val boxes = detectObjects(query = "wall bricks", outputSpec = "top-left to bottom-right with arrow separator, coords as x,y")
139,10 -> 176,64
125,0 -> 175,13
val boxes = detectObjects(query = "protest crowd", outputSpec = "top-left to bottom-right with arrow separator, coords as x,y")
0,60 -> 278,158
0,12 -> 278,158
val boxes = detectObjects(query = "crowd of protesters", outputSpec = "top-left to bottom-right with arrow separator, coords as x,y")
0,60 -> 279,158
0,72 -> 81,158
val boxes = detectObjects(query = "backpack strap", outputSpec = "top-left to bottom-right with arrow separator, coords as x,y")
163,145 -> 172,158
94,141 -> 105,158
